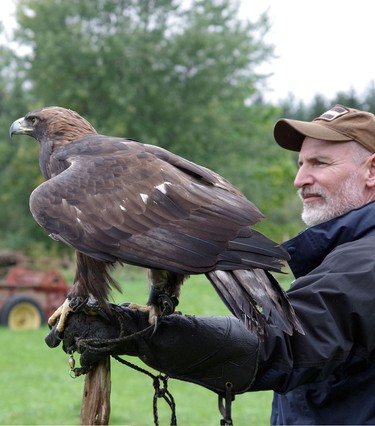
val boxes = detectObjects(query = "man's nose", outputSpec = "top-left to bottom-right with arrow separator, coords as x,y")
294,165 -> 314,188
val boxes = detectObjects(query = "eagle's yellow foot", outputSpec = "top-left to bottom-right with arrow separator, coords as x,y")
48,298 -> 74,335
127,303 -> 159,325
128,290 -> 180,329
48,296 -> 89,335
127,302 -> 181,326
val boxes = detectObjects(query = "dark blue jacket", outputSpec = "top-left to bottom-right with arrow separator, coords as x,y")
252,201 -> 375,425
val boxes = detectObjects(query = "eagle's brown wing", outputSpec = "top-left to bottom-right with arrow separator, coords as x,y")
30,135 -> 273,270
30,134 -> 300,334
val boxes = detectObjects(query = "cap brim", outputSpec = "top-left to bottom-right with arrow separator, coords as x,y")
274,118 -> 352,151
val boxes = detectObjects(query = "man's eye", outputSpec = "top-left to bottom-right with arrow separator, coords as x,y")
313,160 -> 328,166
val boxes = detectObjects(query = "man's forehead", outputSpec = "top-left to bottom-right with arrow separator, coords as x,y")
300,137 -> 354,153
298,137 -> 356,160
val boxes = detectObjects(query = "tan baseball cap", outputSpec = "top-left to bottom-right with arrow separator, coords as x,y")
273,104 -> 375,153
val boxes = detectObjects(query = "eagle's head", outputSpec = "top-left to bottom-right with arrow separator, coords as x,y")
9,106 -> 97,146
10,106 -> 98,179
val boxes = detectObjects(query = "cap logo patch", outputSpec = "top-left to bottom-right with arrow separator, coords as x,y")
318,105 -> 349,121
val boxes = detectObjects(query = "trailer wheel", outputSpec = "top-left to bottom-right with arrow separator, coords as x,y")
0,295 -> 46,329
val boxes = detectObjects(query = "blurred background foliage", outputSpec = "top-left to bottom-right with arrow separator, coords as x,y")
1,0 -> 375,255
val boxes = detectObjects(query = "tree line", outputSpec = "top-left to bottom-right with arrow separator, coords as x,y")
1,0 -> 375,256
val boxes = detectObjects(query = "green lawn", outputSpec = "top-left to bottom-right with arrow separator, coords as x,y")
0,267 -> 292,425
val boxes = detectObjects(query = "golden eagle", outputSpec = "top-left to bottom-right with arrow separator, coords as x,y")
10,106 -> 302,336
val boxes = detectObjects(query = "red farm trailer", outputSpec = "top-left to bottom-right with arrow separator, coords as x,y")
0,252 -> 71,329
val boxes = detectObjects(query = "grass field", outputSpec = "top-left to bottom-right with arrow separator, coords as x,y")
0,267 -> 292,425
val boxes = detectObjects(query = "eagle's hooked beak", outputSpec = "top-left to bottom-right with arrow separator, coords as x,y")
9,117 -> 33,138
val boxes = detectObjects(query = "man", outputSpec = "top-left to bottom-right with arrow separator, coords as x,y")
48,105 -> 375,425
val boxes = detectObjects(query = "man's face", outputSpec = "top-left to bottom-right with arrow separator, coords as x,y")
295,137 -> 370,226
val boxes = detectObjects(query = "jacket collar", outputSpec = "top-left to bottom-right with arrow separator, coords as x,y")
282,200 -> 375,278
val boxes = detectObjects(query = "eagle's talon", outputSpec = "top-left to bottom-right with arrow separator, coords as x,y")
127,303 -> 158,325
151,315 -> 160,335
48,296 -> 91,335
128,291 -> 180,327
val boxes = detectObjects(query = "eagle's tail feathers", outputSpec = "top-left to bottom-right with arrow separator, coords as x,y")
218,229 -> 290,273
206,269 -> 304,337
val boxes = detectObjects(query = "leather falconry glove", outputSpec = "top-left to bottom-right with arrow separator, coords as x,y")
45,304 -> 260,396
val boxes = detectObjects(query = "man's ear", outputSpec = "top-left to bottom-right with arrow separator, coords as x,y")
365,154 -> 375,188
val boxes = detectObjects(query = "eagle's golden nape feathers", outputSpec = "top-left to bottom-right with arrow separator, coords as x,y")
28,106 -> 96,132
10,106 -> 303,337
22,106 -> 97,147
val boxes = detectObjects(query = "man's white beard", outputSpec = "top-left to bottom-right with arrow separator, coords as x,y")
299,173 -> 367,227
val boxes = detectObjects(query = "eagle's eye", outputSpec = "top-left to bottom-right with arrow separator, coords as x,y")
30,117 -> 38,126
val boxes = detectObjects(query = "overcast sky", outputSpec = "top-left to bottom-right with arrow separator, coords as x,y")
2,0 -> 375,104
242,0 -> 375,103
